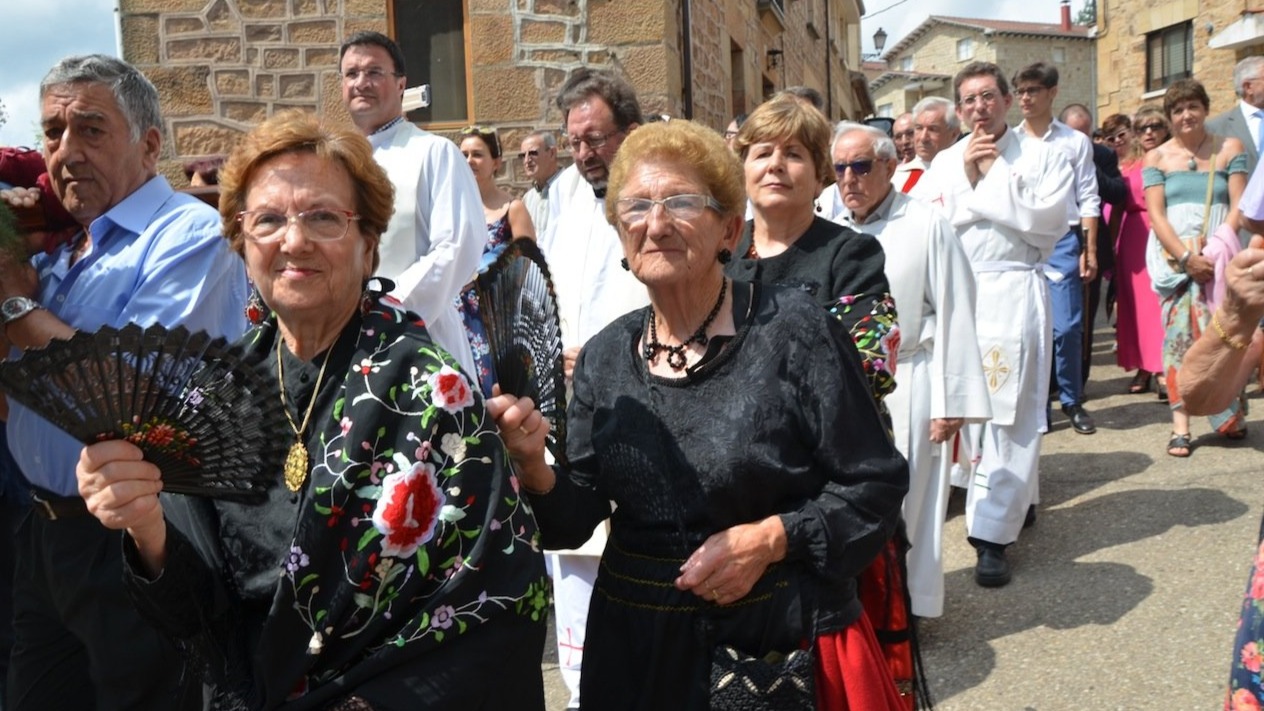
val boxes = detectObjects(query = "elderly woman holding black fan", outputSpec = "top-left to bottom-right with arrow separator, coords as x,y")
489,119 -> 907,710
72,110 -> 548,710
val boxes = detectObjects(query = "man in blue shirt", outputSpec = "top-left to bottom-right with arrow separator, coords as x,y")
0,55 -> 246,710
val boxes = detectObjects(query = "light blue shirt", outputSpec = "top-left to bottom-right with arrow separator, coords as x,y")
7,176 -> 248,495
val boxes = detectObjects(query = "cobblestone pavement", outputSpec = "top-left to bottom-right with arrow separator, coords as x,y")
540,327 -> 1262,710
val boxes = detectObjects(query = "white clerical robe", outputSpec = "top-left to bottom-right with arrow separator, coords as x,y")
538,168 -> 648,708
832,187 -> 992,616
913,127 -> 1073,545
370,121 -> 486,380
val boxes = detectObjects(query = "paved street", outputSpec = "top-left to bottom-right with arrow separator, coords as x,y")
541,323 -> 1263,709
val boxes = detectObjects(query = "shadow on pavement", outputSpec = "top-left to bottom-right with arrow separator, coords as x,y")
921,486 -> 1250,703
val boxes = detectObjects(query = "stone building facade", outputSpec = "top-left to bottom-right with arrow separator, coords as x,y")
1096,0 -> 1261,120
866,14 -> 1094,126
118,0 -> 874,190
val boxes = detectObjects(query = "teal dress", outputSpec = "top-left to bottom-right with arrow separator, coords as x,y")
1142,153 -> 1247,435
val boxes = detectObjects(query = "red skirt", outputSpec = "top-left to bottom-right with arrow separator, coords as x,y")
816,612 -> 907,711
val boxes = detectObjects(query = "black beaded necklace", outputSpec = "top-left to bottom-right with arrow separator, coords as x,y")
643,278 -> 728,371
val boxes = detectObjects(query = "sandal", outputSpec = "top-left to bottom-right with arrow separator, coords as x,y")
1128,371 -> 1152,394
1167,432 -> 1192,458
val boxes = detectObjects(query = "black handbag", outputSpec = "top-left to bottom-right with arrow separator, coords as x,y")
709,642 -> 816,711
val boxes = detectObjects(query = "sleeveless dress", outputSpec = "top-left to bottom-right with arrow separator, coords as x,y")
456,209 -> 513,394
1142,153 -> 1248,434
1113,162 -> 1164,373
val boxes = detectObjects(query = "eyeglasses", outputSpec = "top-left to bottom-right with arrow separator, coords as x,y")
460,125 -> 502,157
518,149 -> 540,160
1105,130 -> 1131,144
565,131 -> 621,151
723,130 -> 739,139
237,209 -> 360,243
1014,86 -> 1048,98
959,90 -> 1001,108
341,68 -> 402,83
615,194 -> 722,224
1136,123 -> 1167,133
833,159 -> 875,177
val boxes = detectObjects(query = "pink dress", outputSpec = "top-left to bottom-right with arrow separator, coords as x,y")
1112,162 -> 1164,373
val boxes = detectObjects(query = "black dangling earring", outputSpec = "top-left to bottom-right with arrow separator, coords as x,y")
717,248 -> 732,264
815,201 -> 823,214
620,258 -> 630,271
359,282 -> 375,317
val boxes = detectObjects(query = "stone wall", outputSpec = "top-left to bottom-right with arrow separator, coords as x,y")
1096,0 -> 1248,121
120,0 -> 873,191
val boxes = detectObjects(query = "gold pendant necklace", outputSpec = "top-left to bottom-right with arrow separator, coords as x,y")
277,337 -> 335,492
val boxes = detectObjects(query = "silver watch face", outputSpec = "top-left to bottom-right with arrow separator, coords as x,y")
2,298 -> 37,322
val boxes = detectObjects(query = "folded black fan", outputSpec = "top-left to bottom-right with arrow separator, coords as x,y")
0,323 -> 289,503
475,238 -> 568,466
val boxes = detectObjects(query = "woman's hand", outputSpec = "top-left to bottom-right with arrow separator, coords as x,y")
484,387 -> 556,494
77,440 -> 168,577
1185,252 -> 1214,284
675,516 -> 788,605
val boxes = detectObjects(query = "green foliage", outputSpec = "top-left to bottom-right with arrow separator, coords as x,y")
1074,0 -> 1096,26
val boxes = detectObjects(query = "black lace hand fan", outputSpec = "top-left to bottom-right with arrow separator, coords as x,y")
0,323 -> 289,503
475,238 -> 568,466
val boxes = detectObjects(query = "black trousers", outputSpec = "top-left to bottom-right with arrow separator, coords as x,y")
6,506 -> 202,711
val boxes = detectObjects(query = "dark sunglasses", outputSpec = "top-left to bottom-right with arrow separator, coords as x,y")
518,149 -> 540,160
833,159 -> 875,176
1136,123 -> 1167,133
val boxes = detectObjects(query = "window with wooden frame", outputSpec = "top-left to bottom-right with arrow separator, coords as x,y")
390,0 -> 473,127
1146,21 -> 1193,93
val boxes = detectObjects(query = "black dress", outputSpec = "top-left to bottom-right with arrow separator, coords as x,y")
528,281 -> 909,710
121,299 -> 548,710
728,216 -> 898,402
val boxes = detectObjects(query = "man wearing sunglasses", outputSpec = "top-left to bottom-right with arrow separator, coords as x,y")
338,31 -> 484,380
537,67 -> 648,711
519,130 -> 561,236
913,61 -> 1074,588
828,121 -> 991,617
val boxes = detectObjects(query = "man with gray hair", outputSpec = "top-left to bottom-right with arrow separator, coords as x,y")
519,129 -> 561,235
890,112 -> 923,192
538,66 -> 648,710
1208,56 -> 1264,175
911,96 -> 961,165
827,121 -> 991,616
0,54 -> 246,709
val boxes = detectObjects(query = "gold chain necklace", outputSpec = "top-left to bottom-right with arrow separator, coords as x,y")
276,338 -> 334,492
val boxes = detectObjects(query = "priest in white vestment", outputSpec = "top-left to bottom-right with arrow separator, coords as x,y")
911,62 -> 1074,588
828,122 -> 992,616
537,68 -> 648,710
340,32 -> 485,379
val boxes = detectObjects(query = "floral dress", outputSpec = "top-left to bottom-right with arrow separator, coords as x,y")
1144,156 -> 1248,435
456,209 -> 514,394
121,296 -> 548,710
1227,523 -> 1264,710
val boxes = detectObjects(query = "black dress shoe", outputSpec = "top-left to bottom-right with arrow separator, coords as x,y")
973,543 -> 1012,587
1023,504 -> 1037,529
1061,404 -> 1096,434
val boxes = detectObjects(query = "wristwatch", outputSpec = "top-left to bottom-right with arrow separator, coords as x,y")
1,296 -> 42,326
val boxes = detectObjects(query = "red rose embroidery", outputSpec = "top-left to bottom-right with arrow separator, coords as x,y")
1232,688 -> 1262,711
427,366 -> 474,414
371,461 -> 445,558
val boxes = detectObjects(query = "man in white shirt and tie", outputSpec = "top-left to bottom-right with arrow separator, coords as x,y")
1208,56 -> 1264,176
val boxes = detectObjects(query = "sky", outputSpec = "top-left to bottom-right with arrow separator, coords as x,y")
0,0 -> 1083,146
0,1 -> 118,148
861,0 -> 1084,58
